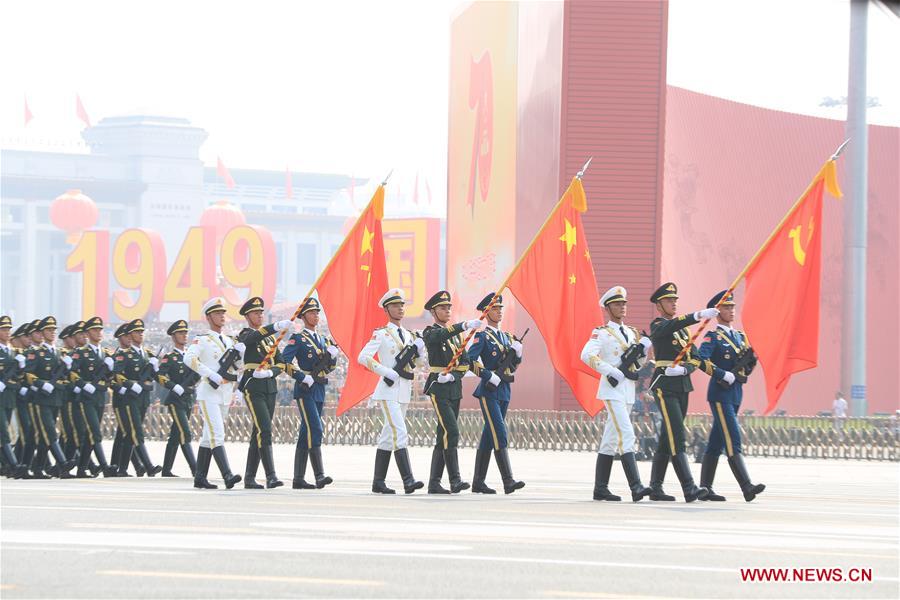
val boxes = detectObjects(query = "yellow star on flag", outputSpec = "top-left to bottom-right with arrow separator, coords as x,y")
559,218 -> 576,254
569,273 -> 576,284
360,225 -> 375,256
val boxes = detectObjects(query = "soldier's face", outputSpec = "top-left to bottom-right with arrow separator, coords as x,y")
88,328 -> 103,344
385,303 -> 405,321
42,328 -> 56,343
246,310 -> 264,328
607,301 -> 627,320
63,336 -> 76,349
172,331 -> 187,346
74,332 -> 86,346
131,331 -> 144,346
31,332 -> 43,344
303,311 -> 320,328
657,298 -> 677,317
118,335 -> 131,348
207,311 -> 227,328
432,305 -> 452,324
0,328 -> 9,344
719,305 -> 735,324
486,305 -> 503,324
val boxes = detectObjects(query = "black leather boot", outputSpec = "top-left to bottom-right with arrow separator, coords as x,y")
371,448 -> 395,494
244,443 -> 264,489
592,453 -> 621,501
193,446 -> 217,489
93,442 -> 117,477
135,443 -> 163,477
700,453 -> 726,501
427,446 -> 449,494
621,452 -> 652,502
211,446 -> 241,489
131,449 -> 146,477
180,443 -> 197,476
727,454 -> 766,502
308,447 -> 332,489
393,448 -> 423,494
443,448 -> 470,494
75,444 -> 96,478
471,447 -> 496,494
50,441 -> 76,477
1,444 -> 17,473
292,444 -> 315,489
259,444 -> 284,489
494,448 -> 524,494
648,453 -> 675,501
671,452 -> 709,502
161,440 -> 179,477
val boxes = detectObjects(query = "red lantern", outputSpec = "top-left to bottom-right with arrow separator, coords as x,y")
199,200 -> 246,247
50,189 -> 98,243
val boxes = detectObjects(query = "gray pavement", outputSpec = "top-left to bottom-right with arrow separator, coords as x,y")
1,442 -> 898,599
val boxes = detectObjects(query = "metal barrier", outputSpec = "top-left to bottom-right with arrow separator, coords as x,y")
104,402 -> 900,461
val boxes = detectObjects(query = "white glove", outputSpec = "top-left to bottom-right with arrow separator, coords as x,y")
172,384 -> 184,396
326,345 -> 340,359
231,391 -> 244,406
83,383 -> 96,395
15,354 -> 26,367
62,355 -> 73,368
0,381 -> 5,393
374,364 -> 399,382
511,340 -> 523,358
664,365 -> 687,377
608,368 -> 625,383
414,337 -> 426,357
19,387 -> 28,396
463,319 -> 483,331
437,372 -> 454,384
149,357 -> 159,371
639,336 -> 652,351
74,386 -> 81,394
488,372 -> 501,387
208,372 -> 224,385
104,356 -> 114,370
252,369 -> 273,379
302,374 -> 314,387
722,371 -> 736,385
41,382 -> 54,394
118,387 -> 126,395
130,382 -> 142,394
233,342 -> 246,354
695,308 -> 719,320
274,320 -> 294,332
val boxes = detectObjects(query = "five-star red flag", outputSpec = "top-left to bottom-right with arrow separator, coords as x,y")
216,156 -> 236,188
76,94 -> 91,128
507,177 -> 605,416
317,186 -> 389,415
24,95 -> 34,126
742,161 -> 841,414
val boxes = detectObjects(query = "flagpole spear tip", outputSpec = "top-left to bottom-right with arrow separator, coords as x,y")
831,139 -> 850,161
576,157 -> 593,180
381,169 -> 394,186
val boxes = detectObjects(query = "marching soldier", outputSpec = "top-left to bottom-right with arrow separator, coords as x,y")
580,286 -> 653,501
236,297 -> 292,489
110,323 -> 139,475
112,319 -> 162,477
69,316 -> 116,477
282,297 -> 337,490
697,290 -> 766,502
59,323 -> 83,466
23,316 -> 76,478
647,283 -> 717,502
0,316 -> 18,474
422,290 -> 482,495
357,288 -> 426,494
466,293 -> 525,494
157,320 -> 199,477
10,323 -> 34,478
183,297 -> 246,489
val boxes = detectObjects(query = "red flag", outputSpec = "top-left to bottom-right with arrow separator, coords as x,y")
412,172 -> 420,205
24,95 -> 33,126
216,156 -> 236,188
507,178 -> 605,416
742,161 -> 841,414
76,94 -> 91,128
317,187 -> 389,415
285,166 -> 293,198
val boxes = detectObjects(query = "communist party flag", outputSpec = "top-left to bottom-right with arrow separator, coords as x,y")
507,177 -> 605,416
742,160 -> 841,414
317,186 -> 389,415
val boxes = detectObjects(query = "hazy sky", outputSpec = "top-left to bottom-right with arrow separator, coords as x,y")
1,0 -> 897,203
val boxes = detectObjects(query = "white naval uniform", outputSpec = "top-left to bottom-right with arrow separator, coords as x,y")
357,322 -> 420,451
580,322 -> 646,456
184,330 -> 241,449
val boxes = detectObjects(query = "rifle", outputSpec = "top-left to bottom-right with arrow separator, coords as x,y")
299,339 -> 338,387
384,332 -> 421,386
495,328 -> 529,384
719,346 -> 757,387
42,353 -> 70,396
608,330 -> 649,388
128,347 -> 159,398
209,346 -> 241,390
166,368 -> 201,402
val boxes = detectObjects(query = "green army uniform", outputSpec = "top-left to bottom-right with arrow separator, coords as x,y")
157,320 -> 199,477
422,290 -> 474,494
10,323 -> 36,478
0,316 -> 19,472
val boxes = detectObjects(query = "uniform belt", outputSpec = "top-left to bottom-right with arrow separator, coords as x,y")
654,359 -> 700,367
428,365 -> 469,373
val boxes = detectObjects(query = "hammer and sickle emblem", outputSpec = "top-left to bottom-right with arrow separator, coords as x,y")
788,217 -> 815,266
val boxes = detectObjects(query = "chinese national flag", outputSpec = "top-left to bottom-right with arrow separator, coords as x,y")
507,177 -> 605,416
217,156 -> 236,188
742,161 -> 841,414
24,95 -> 34,126
317,186 -> 389,415
76,94 -> 91,128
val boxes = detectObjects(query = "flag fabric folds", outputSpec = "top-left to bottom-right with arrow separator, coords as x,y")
216,156 -> 236,188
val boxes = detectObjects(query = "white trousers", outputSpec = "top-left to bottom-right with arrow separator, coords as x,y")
599,399 -> 637,456
198,399 -> 229,449
376,400 -> 409,451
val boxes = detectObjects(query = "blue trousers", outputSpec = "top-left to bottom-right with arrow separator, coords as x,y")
478,396 -> 509,450
705,400 -> 743,456
296,396 -> 324,449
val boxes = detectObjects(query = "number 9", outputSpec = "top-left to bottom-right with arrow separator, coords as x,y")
220,225 -> 275,315
112,228 -> 166,321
